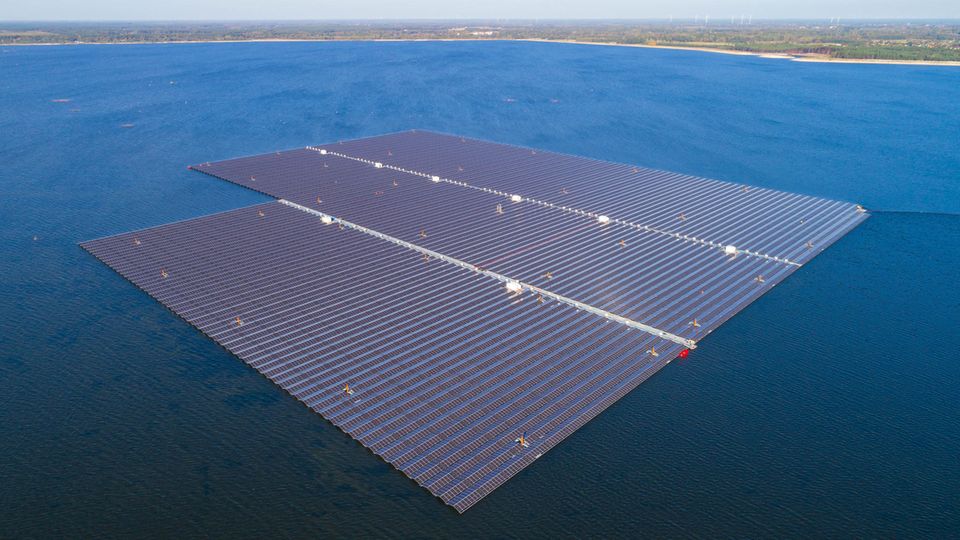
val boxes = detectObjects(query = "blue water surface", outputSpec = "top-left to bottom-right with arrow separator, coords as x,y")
0,41 -> 958,537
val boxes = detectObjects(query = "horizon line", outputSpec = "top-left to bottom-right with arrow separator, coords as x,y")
3,17 -> 960,23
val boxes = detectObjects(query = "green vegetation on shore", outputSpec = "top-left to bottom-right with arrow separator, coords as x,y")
2,20 -> 959,62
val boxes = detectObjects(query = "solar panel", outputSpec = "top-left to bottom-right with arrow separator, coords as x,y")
321,130 -> 867,265
82,201 -> 682,512
191,137 -> 866,341
83,131 -> 868,512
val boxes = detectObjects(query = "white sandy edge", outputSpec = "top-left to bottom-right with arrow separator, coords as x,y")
4,37 -> 960,66
522,39 -> 960,66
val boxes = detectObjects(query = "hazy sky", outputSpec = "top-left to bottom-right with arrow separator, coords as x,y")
2,0 -> 958,21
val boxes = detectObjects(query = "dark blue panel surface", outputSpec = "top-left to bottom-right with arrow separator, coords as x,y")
81,201 -> 683,512
192,136 -> 866,342
323,130 -> 868,265
83,131 -> 868,512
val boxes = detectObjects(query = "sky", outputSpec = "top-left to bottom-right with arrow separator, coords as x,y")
1,0 -> 958,21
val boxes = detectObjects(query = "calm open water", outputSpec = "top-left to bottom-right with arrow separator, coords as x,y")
1,41 -> 958,538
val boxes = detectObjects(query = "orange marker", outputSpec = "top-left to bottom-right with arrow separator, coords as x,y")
516,432 -> 529,448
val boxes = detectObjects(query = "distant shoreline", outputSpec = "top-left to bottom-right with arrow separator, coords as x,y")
5,37 -> 960,66
522,39 -> 960,66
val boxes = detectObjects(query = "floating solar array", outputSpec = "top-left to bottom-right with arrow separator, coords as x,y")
84,130 -> 868,512
325,130 -> 864,265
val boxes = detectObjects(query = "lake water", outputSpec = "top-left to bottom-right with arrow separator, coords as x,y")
0,41 -> 958,537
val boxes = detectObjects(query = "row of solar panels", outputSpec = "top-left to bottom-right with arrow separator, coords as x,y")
323,130 -> 866,265
81,201 -> 684,512
84,131 -> 868,512
190,140 -> 862,343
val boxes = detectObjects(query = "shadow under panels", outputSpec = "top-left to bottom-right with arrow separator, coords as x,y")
83,131 -> 868,513
81,201 -> 682,513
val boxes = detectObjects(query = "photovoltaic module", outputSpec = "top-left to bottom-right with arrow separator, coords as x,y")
81,130 -> 868,512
